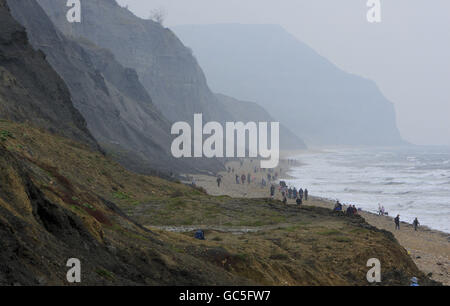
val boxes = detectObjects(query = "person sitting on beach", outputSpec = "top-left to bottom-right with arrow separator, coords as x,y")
334,201 -> 343,212
346,205 -> 354,216
413,217 -> 420,231
394,214 -> 400,230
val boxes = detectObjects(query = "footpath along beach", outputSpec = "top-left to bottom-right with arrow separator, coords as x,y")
191,158 -> 450,285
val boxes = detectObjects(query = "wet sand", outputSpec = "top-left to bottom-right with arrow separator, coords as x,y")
191,158 -> 450,285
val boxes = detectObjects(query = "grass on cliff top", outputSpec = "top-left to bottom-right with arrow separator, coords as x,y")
0,120 -> 433,285
0,120 -> 202,206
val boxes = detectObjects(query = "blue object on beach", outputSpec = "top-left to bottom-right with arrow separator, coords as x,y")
195,230 -> 205,240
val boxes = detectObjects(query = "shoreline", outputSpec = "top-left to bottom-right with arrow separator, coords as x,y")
190,158 -> 450,285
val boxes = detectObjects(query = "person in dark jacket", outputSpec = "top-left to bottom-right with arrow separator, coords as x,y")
394,215 -> 400,230
216,176 -> 222,187
413,217 -> 420,231
270,185 -> 275,198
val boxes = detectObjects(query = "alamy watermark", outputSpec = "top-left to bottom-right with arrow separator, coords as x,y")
367,0 -> 382,23
171,114 -> 280,169
366,258 -> 382,283
66,0 -> 81,23
66,258 -> 81,283
67,1 -> 382,25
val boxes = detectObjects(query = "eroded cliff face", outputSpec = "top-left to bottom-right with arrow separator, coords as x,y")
0,0 -> 96,149
7,0 -> 202,175
37,0 -> 233,125
36,0 -> 306,156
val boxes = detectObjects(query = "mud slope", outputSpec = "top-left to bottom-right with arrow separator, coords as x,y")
0,0 -> 96,149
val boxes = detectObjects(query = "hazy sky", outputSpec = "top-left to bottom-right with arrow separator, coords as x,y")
117,0 -> 450,146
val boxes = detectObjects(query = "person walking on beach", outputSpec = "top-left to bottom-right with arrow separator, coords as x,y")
270,185 -> 275,198
216,176 -> 222,187
235,175 -> 240,184
304,189 -> 308,201
394,214 -> 400,230
299,188 -> 304,200
241,174 -> 246,185
247,173 -> 251,185
413,217 -> 420,231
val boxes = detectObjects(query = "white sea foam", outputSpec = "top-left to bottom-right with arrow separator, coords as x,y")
284,146 -> 450,233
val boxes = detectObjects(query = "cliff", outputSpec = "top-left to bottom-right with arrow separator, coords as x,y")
174,24 -> 405,146
0,0 -> 96,148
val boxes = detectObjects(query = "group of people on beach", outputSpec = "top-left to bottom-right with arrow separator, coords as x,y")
394,214 -> 421,231
333,200 -> 360,216
223,160 -> 282,188
274,181 -> 309,206
217,160 -> 424,233
377,204 -> 421,231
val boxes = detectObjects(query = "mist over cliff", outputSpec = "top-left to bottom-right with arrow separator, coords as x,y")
174,24 -> 405,146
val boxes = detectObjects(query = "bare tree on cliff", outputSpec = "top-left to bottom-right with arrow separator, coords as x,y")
149,8 -> 166,26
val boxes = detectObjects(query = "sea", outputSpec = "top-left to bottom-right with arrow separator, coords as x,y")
285,146 -> 450,233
